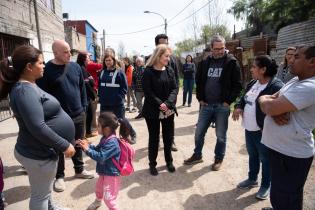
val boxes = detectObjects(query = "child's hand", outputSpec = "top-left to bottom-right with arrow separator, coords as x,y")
75,139 -> 89,152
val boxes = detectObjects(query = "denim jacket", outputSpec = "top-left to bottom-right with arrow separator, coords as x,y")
86,135 -> 121,176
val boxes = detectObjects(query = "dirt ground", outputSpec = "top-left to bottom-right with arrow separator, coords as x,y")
1,92 -> 315,210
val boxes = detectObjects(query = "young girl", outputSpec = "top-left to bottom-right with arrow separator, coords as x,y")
77,112 -> 130,210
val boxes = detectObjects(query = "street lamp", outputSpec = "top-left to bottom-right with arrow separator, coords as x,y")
144,10 -> 167,35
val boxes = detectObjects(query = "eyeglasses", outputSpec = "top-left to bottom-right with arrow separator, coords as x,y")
213,47 -> 225,52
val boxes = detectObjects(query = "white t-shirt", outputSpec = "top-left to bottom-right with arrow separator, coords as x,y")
242,81 -> 267,131
262,76 -> 315,158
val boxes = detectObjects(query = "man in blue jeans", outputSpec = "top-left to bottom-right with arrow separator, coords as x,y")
184,35 -> 242,171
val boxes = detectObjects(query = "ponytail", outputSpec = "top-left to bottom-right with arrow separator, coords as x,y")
118,118 -> 131,139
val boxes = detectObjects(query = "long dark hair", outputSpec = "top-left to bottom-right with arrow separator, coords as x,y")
0,45 -> 42,99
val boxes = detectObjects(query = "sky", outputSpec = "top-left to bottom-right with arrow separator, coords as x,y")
61,0 -> 245,56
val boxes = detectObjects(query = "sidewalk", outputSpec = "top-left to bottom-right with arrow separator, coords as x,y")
1,92 -> 315,210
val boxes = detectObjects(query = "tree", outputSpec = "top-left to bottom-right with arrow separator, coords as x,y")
200,24 -> 231,46
174,38 -> 196,57
117,41 -> 126,59
228,0 -> 315,34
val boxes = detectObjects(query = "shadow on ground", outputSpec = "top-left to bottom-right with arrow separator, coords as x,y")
4,186 -> 30,204
0,132 -> 18,141
4,165 -> 27,178
183,188 -> 264,210
175,124 -> 195,137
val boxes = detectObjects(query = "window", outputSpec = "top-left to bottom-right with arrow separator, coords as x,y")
40,0 -> 55,13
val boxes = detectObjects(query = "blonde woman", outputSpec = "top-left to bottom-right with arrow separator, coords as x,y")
142,44 -> 178,175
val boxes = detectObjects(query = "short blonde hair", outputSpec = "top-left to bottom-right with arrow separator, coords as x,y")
146,44 -> 171,67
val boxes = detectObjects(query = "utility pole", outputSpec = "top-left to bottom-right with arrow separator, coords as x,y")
164,18 -> 167,35
33,0 -> 42,51
102,29 -> 106,56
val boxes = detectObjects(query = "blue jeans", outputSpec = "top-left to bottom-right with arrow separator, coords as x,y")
183,79 -> 194,105
194,103 -> 230,160
245,130 -> 270,188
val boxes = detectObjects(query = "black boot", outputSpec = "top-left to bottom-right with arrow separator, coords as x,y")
166,162 -> 176,173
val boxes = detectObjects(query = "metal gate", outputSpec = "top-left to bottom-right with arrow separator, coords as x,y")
0,33 -> 29,121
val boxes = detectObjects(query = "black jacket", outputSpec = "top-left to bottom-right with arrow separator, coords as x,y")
196,54 -> 242,105
141,66 -> 178,119
235,77 -> 284,129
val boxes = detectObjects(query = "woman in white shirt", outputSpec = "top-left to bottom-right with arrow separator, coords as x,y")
232,55 -> 283,200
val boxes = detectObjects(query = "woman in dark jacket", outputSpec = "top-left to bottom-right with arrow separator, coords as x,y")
232,55 -> 283,200
142,44 -> 178,176
77,52 -> 97,138
182,54 -> 196,107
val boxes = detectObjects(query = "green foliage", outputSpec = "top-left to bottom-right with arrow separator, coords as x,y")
200,25 -> 231,45
175,24 -> 231,56
228,0 -> 315,34
174,38 -> 197,57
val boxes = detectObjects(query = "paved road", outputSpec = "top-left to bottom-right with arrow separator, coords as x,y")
1,92 -> 314,210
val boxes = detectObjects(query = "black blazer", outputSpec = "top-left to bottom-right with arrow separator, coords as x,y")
141,66 -> 178,119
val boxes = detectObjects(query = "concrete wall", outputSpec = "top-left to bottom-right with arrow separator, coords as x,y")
0,0 -> 64,61
65,26 -> 87,52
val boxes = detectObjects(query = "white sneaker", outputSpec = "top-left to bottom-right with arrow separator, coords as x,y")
74,170 -> 94,179
87,199 -> 102,210
54,178 -> 66,192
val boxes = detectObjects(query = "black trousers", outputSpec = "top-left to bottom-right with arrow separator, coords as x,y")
145,115 -> 174,167
56,112 -> 85,178
85,101 -> 93,135
269,149 -> 313,210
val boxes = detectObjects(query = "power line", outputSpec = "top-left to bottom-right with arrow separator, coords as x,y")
168,0 -> 213,27
105,24 -> 164,36
168,0 -> 196,23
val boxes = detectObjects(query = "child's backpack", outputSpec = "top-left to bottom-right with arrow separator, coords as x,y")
112,138 -> 135,176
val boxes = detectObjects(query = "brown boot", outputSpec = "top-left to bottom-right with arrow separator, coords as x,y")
211,159 -> 223,171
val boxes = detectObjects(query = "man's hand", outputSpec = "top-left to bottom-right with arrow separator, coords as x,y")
232,108 -> 243,121
64,144 -> 76,158
272,113 -> 290,125
199,101 -> 208,106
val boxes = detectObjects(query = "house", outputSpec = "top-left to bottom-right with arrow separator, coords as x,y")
64,20 -> 99,61
0,0 -> 65,61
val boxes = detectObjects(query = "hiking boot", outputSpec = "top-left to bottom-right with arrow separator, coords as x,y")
149,166 -> 158,176
75,170 -> 94,179
211,159 -> 223,171
256,187 -> 270,200
171,143 -> 178,152
237,179 -> 259,189
166,163 -> 176,173
183,154 -> 203,165
54,178 -> 66,192
87,199 -> 102,210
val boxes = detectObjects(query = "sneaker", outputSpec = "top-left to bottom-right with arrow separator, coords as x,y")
171,143 -> 178,152
54,178 -> 66,192
182,103 -> 186,106
188,104 -> 191,107
237,179 -> 259,189
183,154 -> 203,165
166,163 -> 176,173
135,113 -> 142,119
87,199 -> 102,210
149,166 -> 158,176
211,159 -> 223,171
75,170 -> 94,179
256,187 -> 270,200
129,136 -> 136,144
